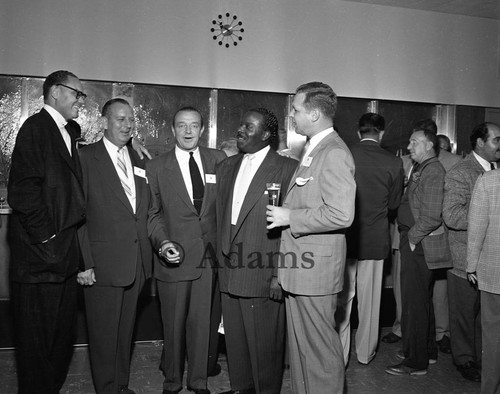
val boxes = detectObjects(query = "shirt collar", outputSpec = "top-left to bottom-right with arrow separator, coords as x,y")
308,127 -> 334,153
473,151 -> 494,171
44,104 -> 68,128
175,145 -> 200,159
245,145 -> 270,160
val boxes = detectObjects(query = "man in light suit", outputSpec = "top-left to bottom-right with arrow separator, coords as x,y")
467,165 -> 500,394
386,124 -> 452,376
147,106 -> 226,394
339,113 -> 404,365
216,108 -> 297,394
443,122 -> 500,382
267,82 -> 356,394
8,70 -> 86,394
76,98 -> 153,394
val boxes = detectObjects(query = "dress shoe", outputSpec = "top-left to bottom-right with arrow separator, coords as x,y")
118,386 -> 136,394
381,332 -> 401,343
457,361 -> 481,382
208,363 -> 222,377
162,389 -> 182,394
218,389 -> 256,394
437,335 -> 452,354
395,350 -> 436,365
385,363 -> 427,376
187,387 -> 210,394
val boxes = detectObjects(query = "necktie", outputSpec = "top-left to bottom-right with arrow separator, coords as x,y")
231,154 -> 255,224
117,148 -> 133,197
189,152 -> 204,214
490,162 -> 496,171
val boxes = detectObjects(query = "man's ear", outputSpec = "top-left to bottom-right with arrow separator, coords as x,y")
200,125 -> 205,135
261,130 -> 271,142
357,131 -> 362,140
476,138 -> 484,148
310,109 -> 320,123
379,130 -> 385,140
100,116 -> 108,132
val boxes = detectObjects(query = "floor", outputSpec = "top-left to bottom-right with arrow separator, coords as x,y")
0,328 -> 481,394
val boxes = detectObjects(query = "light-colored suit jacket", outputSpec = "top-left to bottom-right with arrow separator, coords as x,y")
278,131 -> 356,296
467,169 -> 500,294
443,153 -> 484,279
147,146 -> 227,282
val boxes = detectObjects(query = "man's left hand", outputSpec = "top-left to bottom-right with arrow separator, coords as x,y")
269,277 -> 283,301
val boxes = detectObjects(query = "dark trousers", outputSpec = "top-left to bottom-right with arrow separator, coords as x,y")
84,260 -> 145,394
447,271 -> 482,367
208,274 -> 222,375
400,232 -> 436,370
11,275 -> 78,394
221,292 -> 285,394
157,268 -> 212,391
480,290 -> 500,394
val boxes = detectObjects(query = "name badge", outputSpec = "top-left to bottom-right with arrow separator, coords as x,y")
302,156 -> 313,167
134,166 -> 148,183
205,174 -> 216,184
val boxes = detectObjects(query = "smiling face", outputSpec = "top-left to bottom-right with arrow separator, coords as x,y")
408,130 -> 434,164
172,110 -> 204,152
52,75 -> 85,121
103,102 -> 135,148
288,92 -> 312,137
236,111 -> 270,154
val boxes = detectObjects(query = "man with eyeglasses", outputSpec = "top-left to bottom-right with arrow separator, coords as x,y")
8,70 -> 87,393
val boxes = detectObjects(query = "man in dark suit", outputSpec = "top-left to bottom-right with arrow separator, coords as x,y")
267,82 -> 356,394
338,113 -> 404,365
443,122 -> 500,382
216,108 -> 297,394
147,106 -> 226,394
386,122 -> 452,376
76,98 -> 153,394
7,70 -> 86,393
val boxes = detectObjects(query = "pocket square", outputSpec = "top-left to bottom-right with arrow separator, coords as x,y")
296,176 -> 313,186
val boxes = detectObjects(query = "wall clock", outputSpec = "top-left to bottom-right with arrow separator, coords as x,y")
211,13 -> 244,48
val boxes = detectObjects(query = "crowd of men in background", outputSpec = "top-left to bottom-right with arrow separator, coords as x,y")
7,70 -> 500,394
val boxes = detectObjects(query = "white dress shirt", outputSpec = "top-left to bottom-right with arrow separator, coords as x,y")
44,104 -> 72,156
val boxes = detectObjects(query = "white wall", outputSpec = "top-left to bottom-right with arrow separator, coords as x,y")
1,0 -> 499,107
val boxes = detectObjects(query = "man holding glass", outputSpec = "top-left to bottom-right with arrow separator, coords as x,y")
216,108 -> 296,394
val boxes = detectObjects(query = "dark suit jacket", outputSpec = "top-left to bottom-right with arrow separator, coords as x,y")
8,108 -> 85,283
147,147 -> 226,282
347,140 -> 404,260
78,140 -> 152,286
216,149 -> 297,297
407,156 -> 452,269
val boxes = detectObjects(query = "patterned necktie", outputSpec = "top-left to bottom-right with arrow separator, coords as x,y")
117,148 -> 132,197
189,152 -> 204,214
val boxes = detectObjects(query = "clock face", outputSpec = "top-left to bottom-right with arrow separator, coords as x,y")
211,13 -> 244,48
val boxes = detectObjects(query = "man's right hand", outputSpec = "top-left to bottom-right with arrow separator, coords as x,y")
77,268 -> 96,286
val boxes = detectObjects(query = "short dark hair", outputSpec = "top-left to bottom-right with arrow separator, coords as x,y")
413,119 -> 439,155
172,106 -> 204,129
295,82 -> 337,120
248,107 -> 279,140
470,122 -> 493,150
358,113 -> 385,136
43,70 -> 79,101
101,98 -> 132,117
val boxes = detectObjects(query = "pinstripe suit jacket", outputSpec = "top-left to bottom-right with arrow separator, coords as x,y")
407,156 -> 452,269
443,153 -> 484,279
278,131 -> 356,296
467,169 -> 500,294
216,149 -> 297,297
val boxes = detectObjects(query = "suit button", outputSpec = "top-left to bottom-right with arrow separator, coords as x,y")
199,217 -> 201,221
134,239 -> 138,243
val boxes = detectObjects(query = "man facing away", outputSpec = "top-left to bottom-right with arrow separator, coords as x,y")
267,81 -> 356,394
338,113 -> 404,365
147,106 -> 226,394
216,108 -> 297,394
8,70 -> 86,394
443,122 -> 500,382
77,98 -> 153,393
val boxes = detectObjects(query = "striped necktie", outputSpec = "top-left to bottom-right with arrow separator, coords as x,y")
117,148 -> 133,197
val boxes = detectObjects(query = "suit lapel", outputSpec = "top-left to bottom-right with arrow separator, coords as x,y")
94,140 -> 135,215
198,148 -> 216,217
233,150 -> 281,239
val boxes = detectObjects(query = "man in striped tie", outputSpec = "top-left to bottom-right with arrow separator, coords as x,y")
77,98 -> 153,394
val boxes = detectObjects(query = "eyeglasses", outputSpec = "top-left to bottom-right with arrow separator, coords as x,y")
57,83 -> 87,100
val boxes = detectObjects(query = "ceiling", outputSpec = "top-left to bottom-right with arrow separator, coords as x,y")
343,0 -> 500,20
